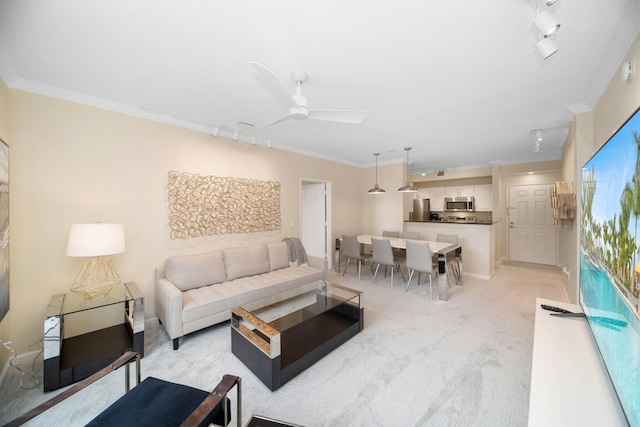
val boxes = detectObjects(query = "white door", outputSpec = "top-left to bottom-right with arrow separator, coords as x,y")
508,184 -> 556,265
301,182 -> 327,261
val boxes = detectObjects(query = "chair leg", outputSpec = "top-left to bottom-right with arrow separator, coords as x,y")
372,264 -> 381,283
428,274 -> 433,299
357,260 -> 361,280
406,269 -> 415,291
390,267 -> 394,289
397,263 -> 406,282
342,258 -> 351,276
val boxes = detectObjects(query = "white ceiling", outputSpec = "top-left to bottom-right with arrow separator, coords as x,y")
0,0 -> 638,173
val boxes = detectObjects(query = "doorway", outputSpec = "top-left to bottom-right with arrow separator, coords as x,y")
508,183 -> 557,265
301,180 -> 332,269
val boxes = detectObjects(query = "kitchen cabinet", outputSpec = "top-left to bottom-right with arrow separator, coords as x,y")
474,184 -> 492,211
415,187 -> 445,211
445,186 -> 474,198
429,187 -> 445,210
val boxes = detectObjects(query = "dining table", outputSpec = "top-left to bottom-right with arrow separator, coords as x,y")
336,234 -> 463,301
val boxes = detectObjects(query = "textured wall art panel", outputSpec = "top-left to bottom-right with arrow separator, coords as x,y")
167,171 -> 281,239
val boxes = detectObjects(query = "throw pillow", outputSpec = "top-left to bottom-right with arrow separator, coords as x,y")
223,245 -> 270,281
165,251 -> 226,292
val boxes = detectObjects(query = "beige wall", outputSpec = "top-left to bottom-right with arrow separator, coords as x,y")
6,89 -> 364,353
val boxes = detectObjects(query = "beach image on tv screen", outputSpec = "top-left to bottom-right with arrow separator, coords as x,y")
581,107 -> 640,426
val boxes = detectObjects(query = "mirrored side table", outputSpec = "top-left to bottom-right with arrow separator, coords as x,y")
43,281 -> 144,392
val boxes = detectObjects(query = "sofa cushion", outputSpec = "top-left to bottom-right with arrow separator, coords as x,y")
165,251 -> 226,292
223,244 -> 270,281
267,242 -> 290,271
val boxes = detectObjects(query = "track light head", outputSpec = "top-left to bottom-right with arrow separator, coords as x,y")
212,126 -> 220,137
534,11 -> 560,38
535,37 -> 558,60
534,129 -> 543,142
232,129 -> 239,141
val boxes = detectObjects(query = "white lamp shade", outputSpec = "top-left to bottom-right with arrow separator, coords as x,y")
533,11 -> 560,38
535,38 -> 558,60
66,223 -> 126,257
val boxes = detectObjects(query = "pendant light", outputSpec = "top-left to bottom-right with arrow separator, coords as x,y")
368,153 -> 386,194
398,147 -> 418,193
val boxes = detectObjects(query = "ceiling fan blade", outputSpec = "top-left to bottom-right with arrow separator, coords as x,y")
251,61 -> 298,110
307,109 -> 368,124
261,114 -> 292,128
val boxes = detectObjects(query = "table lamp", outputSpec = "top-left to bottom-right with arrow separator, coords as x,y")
66,222 -> 126,298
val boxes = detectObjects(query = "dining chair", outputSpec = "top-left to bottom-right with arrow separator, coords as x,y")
382,230 -> 399,237
342,234 -> 372,280
371,238 -> 406,288
435,233 -> 461,284
405,240 -> 434,298
403,231 -> 420,240
393,231 -> 420,258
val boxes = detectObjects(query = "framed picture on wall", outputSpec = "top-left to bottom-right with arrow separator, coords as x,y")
0,138 -> 8,322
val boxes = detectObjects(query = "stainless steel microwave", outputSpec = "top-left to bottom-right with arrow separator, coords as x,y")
445,196 -> 475,211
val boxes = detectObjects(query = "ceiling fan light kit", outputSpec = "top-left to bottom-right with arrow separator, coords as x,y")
251,62 -> 368,128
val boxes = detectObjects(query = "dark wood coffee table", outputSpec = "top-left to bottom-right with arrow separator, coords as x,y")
231,280 -> 363,391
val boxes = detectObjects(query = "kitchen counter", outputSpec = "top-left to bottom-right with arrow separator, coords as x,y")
404,221 -> 497,279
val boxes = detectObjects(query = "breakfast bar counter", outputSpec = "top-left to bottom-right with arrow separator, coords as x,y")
404,220 -> 497,279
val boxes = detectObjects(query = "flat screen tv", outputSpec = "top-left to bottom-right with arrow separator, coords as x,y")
581,106 -> 640,426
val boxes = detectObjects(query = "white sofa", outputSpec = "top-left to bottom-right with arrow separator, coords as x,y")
155,241 -> 327,349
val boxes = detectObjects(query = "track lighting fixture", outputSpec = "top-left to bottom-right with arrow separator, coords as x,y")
368,153 -> 386,194
398,147 -> 418,193
527,0 -> 560,60
212,126 -> 220,137
267,140 -> 272,148
531,129 -> 543,152
533,10 -> 560,38
232,129 -> 240,141
251,135 -> 257,145
534,129 -> 543,142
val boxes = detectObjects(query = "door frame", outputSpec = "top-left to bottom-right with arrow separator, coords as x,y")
300,178 -> 333,270
507,183 -> 558,265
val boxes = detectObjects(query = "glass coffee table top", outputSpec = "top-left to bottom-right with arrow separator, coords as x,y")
236,280 -> 361,333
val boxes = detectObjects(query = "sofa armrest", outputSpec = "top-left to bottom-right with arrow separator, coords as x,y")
155,273 -> 184,340
307,256 -> 328,280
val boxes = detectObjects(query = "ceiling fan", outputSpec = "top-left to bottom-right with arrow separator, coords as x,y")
251,62 -> 368,128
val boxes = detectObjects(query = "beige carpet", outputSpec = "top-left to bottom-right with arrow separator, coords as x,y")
0,262 -> 567,426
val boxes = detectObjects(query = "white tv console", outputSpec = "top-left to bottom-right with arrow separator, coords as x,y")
529,298 -> 627,426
